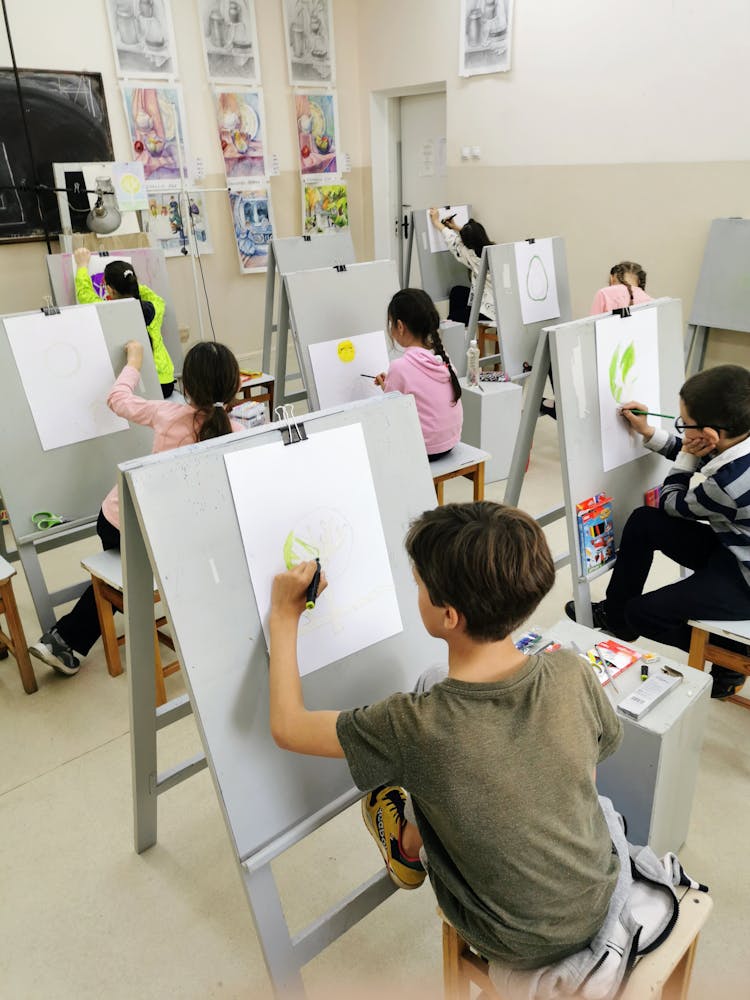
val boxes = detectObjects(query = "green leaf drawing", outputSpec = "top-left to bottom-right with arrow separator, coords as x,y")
621,342 -> 636,382
609,346 -> 620,400
608,340 -> 637,403
283,530 -> 320,570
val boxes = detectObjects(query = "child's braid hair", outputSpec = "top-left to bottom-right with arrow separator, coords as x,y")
610,261 -> 647,305
429,327 -> 462,404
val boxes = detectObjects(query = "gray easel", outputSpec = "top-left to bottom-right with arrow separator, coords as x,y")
685,217 -> 750,376
506,298 -> 684,621
46,247 -> 184,378
262,234 -> 356,407
467,237 -> 572,377
0,300 -> 162,629
119,394 -> 443,997
284,259 -> 401,409
403,208 -> 471,301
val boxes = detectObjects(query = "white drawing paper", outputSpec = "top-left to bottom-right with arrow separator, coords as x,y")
5,306 -> 129,452
308,331 -> 390,409
105,0 -> 179,79
426,205 -> 470,254
513,238 -> 561,325
225,423 -> 403,676
595,309 -> 661,472
459,0 -> 514,77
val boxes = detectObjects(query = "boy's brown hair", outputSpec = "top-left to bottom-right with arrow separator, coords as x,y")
405,501 -> 555,641
680,364 -> 750,438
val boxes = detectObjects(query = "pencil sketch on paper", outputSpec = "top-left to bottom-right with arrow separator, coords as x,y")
105,0 -> 178,78
459,0 -> 513,77
282,0 -> 335,85
199,0 -> 260,84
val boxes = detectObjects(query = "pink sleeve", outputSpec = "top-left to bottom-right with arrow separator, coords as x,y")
383,361 -> 408,394
107,364 -> 166,427
590,289 -> 608,315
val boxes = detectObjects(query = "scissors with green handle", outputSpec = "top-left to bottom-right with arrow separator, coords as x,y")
32,511 -> 73,531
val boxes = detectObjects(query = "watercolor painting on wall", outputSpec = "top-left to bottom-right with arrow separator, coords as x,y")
198,0 -> 261,84
595,309 -> 661,472
459,0 -> 513,77
282,0 -> 335,86
295,92 -> 338,177
303,181 -> 348,235
121,84 -> 189,187
144,191 -> 213,257
106,0 -> 178,79
229,187 -> 273,273
215,89 -> 267,180
225,423 -> 402,676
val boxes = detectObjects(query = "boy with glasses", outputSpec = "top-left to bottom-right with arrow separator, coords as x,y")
566,364 -> 750,699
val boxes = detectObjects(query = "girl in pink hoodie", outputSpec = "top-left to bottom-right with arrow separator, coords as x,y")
590,261 -> 652,315
375,289 -> 463,460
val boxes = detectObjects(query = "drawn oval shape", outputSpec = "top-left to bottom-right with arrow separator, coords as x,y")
526,254 -> 549,302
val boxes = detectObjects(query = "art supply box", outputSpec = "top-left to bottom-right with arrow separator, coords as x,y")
576,493 -> 615,575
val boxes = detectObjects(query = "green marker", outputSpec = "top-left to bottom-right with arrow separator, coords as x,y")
306,558 -> 322,610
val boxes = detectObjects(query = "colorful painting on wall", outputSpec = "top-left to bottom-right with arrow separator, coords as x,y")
282,0 -> 335,86
121,84 -> 189,188
144,190 -> 213,257
215,89 -> 267,180
105,0 -> 179,79
198,0 -> 261,84
303,181 -> 348,235
229,187 -> 273,273
294,92 -> 338,177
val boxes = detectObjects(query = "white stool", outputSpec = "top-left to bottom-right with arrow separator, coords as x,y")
688,617 -> 750,710
460,379 -> 522,483
430,443 -> 490,505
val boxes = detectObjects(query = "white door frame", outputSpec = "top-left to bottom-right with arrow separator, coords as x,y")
369,82 -> 447,267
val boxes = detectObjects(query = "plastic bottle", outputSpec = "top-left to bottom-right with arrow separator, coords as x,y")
466,339 -> 480,387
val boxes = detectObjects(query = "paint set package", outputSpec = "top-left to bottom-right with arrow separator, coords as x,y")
644,485 -> 662,508
576,493 -> 615,575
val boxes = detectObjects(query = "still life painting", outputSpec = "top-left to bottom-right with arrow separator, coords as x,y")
229,187 -> 273,272
106,0 -> 178,78
199,0 -> 260,83
459,0 -> 513,77
282,0 -> 335,86
215,90 -> 266,180
122,85 -> 189,187
295,92 -> 338,177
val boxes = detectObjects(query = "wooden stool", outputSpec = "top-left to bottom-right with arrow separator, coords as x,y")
477,322 -> 501,372
234,372 -> 275,415
688,618 -> 750,710
431,443 -> 490,505
442,887 -> 712,1000
81,550 -> 180,706
0,555 -> 37,694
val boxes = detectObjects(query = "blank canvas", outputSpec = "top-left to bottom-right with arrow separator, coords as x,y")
5,306 -> 129,452
308,331 -> 389,409
225,423 -> 403,676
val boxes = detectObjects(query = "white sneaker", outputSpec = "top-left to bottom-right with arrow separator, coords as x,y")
28,629 -> 80,676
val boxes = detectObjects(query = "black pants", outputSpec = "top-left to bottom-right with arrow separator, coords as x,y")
606,507 -> 750,664
428,448 -> 453,463
161,381 -> 175,399
56,509 -> 121,657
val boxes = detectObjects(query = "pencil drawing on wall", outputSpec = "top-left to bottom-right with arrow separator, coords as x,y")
459,0 -> 513,77
105,0 -> 178,78
198,0 -> 261,84
282,0 -> 335,86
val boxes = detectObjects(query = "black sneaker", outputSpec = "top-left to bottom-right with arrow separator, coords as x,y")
710,666 -> 746,700
28,629 -> 80,676
564,600 -> 639,642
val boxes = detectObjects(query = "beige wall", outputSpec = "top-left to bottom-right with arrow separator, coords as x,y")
1,1 -> 749,368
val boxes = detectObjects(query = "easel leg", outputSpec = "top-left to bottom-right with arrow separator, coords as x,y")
122,480 -> 160,854
17,540 -> 56,634
504,331 -> 550,507
241,862 -> 307,1000
274,290 -> 291,409
262,251 -> 277,374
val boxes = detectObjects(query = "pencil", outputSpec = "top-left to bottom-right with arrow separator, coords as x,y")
626,409 -> 675,419
360,373 -> 378,378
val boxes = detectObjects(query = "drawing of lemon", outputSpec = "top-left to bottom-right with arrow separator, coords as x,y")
282,508 -> 353,578
337,339 -> 355,363
119,172 -> 141,194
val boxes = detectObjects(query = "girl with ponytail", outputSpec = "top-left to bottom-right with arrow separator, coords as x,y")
374,288 -> 463,461
590,261 -> 653,315
73,246 -> 176,398
29,339 -> 243,678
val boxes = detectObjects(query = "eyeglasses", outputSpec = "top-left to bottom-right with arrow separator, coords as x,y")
674,418 -> 728,433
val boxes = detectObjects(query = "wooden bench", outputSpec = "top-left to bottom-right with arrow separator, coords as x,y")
431,443 -> 490,505
443,886 -> 712,1000
688,617 -> 750,710
0,554 -> 37,694
80,550 -> 179,706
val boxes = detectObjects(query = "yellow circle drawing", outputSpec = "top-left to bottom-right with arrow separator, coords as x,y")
337,339 -> 355,363
119,172 -> 141,194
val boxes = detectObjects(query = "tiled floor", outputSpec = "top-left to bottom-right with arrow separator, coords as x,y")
1,413 -> 747,999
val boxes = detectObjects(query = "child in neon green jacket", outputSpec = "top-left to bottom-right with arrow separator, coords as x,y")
73,247 -> 176,397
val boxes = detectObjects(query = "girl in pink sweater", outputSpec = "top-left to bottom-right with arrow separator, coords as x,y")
29,341 -> 243,676
375,289 -> 463,460
590,261 -> 653,315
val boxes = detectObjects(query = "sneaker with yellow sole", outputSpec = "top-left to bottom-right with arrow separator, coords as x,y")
361,785 -> 426,890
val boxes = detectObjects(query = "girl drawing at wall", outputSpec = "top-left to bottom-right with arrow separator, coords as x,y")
374,288 -> 463,462
429,206 -> 496,325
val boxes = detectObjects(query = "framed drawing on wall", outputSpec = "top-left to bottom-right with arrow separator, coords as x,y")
199,0 -> 261,84
282,0 -> 335,86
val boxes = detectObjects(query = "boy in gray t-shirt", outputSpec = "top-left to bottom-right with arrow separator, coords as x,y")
268,502 -> 622,970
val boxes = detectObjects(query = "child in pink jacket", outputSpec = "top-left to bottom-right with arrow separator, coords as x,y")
590,261 -> 653,315
374,289 -> 463,460
29,341 -> 243,677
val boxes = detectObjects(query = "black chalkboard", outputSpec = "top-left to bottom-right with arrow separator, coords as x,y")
0,69 -> 115,242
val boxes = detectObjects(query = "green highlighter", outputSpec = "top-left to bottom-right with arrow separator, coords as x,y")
305,558 -> 322,610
